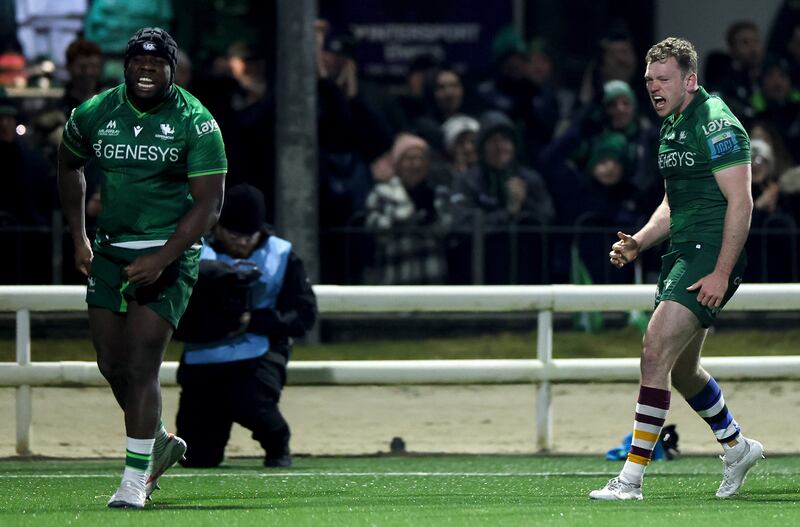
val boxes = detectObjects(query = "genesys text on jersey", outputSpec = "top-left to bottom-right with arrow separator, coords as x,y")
92,141 -> 180,162
658,151 -> 696,169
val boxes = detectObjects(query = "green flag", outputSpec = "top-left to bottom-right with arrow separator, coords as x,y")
570,244 -> 604,333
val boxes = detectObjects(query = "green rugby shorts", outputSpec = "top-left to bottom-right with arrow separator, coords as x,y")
654,242 -> 746,328
86,244 -> 200,328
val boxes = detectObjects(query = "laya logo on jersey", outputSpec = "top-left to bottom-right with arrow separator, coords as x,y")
701,118 -> 733,136
707,131 -> 741,160
93,139 -> 180,162
194,118 -> 220,137
98,120 -> 120,137
155,123 -> 175,140
658,150 -> 695,169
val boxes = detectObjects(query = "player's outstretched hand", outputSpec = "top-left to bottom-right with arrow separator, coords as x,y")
125,253 -> 167,286
609,231 -> 639,268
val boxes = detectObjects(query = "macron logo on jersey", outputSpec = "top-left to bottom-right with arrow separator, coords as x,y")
134,125 -> 143,137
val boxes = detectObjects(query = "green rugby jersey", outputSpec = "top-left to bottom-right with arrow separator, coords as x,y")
657,86 -> 750,245
62,84 -> 227,244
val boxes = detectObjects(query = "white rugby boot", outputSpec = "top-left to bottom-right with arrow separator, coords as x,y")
716,436 -> 764,498
145,434 -> 187,498
108,479 -> 146,509
589,477 -> 643,500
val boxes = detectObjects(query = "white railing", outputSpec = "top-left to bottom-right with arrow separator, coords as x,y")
2,284 -> 800,455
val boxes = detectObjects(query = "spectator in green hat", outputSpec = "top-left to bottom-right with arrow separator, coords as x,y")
586,131 -> 628,186
580,132 -> 644,282
541,77 -> 660,212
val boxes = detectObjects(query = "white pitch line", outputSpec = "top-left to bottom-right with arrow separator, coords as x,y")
0,471 -> 617,479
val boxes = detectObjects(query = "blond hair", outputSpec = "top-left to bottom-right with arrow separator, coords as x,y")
645,37 -> 698,78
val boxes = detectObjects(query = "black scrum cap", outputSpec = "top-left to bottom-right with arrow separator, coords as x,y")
124,27 -> 178,78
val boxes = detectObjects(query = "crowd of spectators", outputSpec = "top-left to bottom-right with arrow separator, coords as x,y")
2,10 -> 800,286
313,18 -> 800,285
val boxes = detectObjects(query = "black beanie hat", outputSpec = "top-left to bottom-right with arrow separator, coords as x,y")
124,27 -> 178,80
218,184 -> 267,234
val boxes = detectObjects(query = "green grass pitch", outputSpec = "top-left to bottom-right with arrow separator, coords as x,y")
1,455 -> 797,526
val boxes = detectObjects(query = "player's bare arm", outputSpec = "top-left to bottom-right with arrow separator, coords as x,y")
125,173 -> 225,285
686,163 -> 753,307
57,144 -> 92,276
609,193 -> 671,268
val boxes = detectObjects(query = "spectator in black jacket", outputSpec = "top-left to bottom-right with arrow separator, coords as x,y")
452,111 -> 554,228
708,21 -> 765,124
450,111 -> 554,283
175,184 -> 317,468
477,27 -> 559,167
751,55 -> 800,155
0,91 -> 53,284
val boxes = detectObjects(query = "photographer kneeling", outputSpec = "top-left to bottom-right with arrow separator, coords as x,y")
175,184 -> 317,468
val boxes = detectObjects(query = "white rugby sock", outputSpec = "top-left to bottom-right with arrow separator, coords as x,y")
123,437 -> 154,487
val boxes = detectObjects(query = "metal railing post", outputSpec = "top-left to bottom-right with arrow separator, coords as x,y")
509,221 -> 518,283
471,213 -> 485,285
51,210 -> 63,285
536,309 -> 553,451
15,309 -> 32,455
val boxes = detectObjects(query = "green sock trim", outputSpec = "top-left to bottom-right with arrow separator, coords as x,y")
125,450 -> 151,471
126,450 -> 151,461
126,458 -> 150,471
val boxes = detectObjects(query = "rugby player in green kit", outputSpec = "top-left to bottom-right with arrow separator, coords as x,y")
590,38 -> 763,501
58,28 -> 226,508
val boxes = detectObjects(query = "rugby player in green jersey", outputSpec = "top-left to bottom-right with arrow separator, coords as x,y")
57,28 -> 227,508
590,38 -> 763,501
